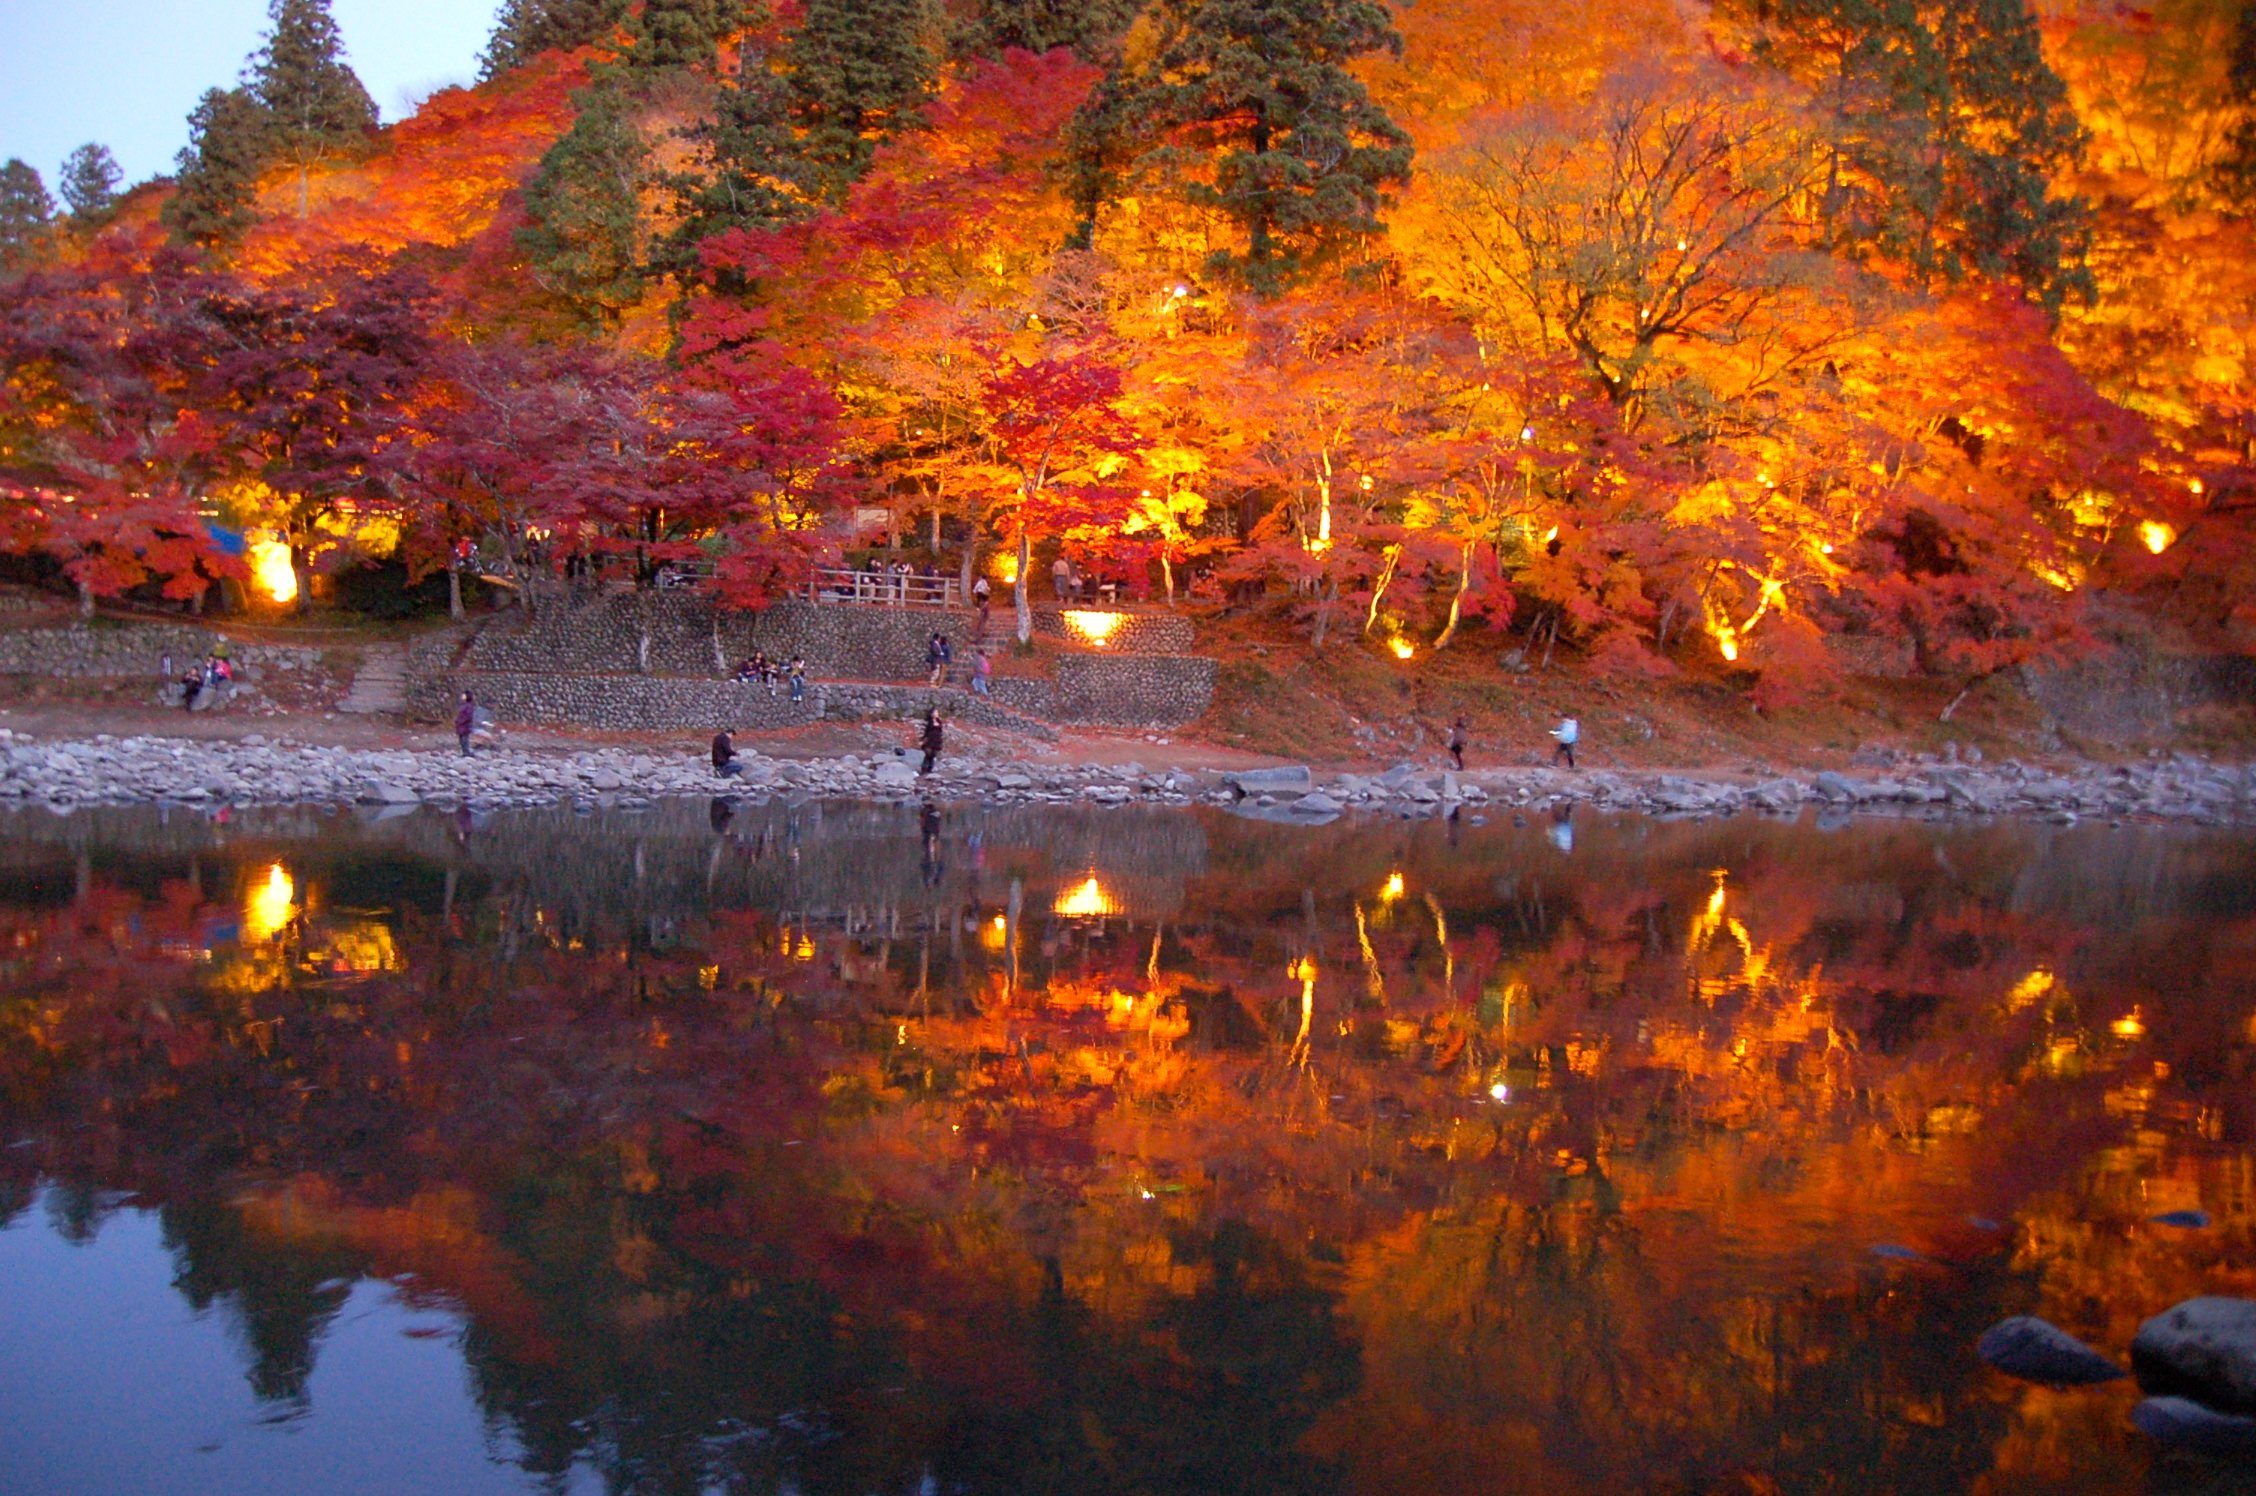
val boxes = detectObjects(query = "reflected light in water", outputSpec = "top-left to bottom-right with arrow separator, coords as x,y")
980,914 -> 1009,951
244,863 -> 296,944
1055,877 -> 1118,918
2008,968 -> 2057,1011
1381,872 -> 1406,902
2110,1008 -> 2146,1040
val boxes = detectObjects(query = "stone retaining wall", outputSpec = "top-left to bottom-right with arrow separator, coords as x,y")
408,669 -> 1062,740
1049,655 -> 1218,727
454,594 -> 1201,680
0,623 -> 331,680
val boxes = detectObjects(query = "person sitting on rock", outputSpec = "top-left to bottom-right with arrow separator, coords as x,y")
733,655 -> 760,683
711,728 -> 744,779
787,656 -> 807,703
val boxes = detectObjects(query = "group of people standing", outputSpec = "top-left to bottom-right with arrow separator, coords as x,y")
926,631 -> 992,695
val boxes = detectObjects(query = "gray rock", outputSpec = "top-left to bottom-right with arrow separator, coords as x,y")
1225,765 -> 1314,797
871,760 -> 921,791
1813,771 -> 1856,802
1977,1316 -> 2127,1386
2135,1299 -> 2256,1414
2132,1397 -> 2256,1457
363,782 -> 420,806
995,772 -> 1034,790
1294,791 -> 1343,816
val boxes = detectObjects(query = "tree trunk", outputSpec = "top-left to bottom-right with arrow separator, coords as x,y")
959,540 -> 977,607
289,544 -> 313,616
1364,545 -> 1402,635
1013,523 -> 1033,645
1434,543 -> 1473,649
448,567 -> 465,623
1161,551 -> 1175,607
77,579 -> 95,619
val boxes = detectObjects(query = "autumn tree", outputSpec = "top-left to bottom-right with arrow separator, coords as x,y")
1716,0 -> 2093,307
57,144 -> 122,224
1084,0 -> 1412,293
2221,0 -> 2256,207
248,0 -> 379,218
206,266 -> 434,611
0,255 -> 245,613
0,161 -> 51,274
166,88 -> 271,247
978,350 -> 1141,642
481,0 -> 630,79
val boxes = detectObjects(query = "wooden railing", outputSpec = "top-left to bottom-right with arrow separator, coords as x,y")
807,567 -> 969,609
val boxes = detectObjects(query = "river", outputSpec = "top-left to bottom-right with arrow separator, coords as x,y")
1,799 -> 2251,1494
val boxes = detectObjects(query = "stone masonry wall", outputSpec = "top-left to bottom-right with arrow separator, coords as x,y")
413,592 -> 1214,734
0,623 -> 330,679
408,670 -> 1062,740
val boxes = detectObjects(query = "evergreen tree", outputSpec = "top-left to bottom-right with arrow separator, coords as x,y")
787,0 -> 943,199
959,0 -> 1144,60
1724,0 -> 2092,307
480,0 -> 630,79
57,144 -> 122,222
1082,0 -> 1411,294
0,160 -> 53,274
658,41 -> 811,277
622,0 -> 739,72
2218,0 -> 2256,210
519,84 -> 650,328
248,0 -> 378,216
164,87 -> 272,247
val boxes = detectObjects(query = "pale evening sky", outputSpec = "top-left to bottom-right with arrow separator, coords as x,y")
0,1 -> 497,194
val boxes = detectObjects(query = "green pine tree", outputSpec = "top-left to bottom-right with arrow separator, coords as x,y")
787,0 -> 943,199
520,83 -> 650,328
480,0 -> 631,79
1725,0 -> 2092,307
657,40 -> 812,278
959,0 -> 1144,60
2217,0 -> 2256,210
1084,0 -> 1411,294
57,143 -> 123,223
622,0 -> 738,72
248,0 -> 378,217
0,159 -> 53,274
164,87 -> 272,247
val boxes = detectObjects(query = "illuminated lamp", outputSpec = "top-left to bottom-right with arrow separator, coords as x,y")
249,535 -> 298,604
2137,520 -> 2176,555
1063,610 -> 1126,648
1388,637 -> 1415,660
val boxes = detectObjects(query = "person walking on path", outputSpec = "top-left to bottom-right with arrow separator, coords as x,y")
927,631 -> 953,687
1051,553 -> 1073,603
972,574 -> 991,640
711,728 -> 744,779
1551,714 -> 1579,769
1448,717 -> 1468,772
971,648 -> 992,696
918,708 -> 945,776
455,692 -> 478,757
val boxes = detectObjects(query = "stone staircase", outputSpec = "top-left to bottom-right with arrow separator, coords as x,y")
337,644 -> 410,714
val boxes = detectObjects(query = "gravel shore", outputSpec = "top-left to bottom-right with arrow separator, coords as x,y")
0,726 -> 2246,825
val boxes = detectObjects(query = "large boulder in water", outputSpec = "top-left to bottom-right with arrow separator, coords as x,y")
1977,1316 -> 2126,1386
2132,1397 -> 2256,1457
1224,766 -> 1313,798
2133,1298 -> 2256,1415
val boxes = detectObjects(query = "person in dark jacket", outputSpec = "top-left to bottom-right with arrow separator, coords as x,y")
455,692 -> 477,756
1447,716 -> 1468,772
711,728 -> 744,778
927,631 -> 953,687
918,709 -> 945,775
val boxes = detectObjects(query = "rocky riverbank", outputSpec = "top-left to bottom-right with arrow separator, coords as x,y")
0,726 -> 2247,824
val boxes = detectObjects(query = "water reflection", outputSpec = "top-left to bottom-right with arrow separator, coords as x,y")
0,802 -> 2253,1495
